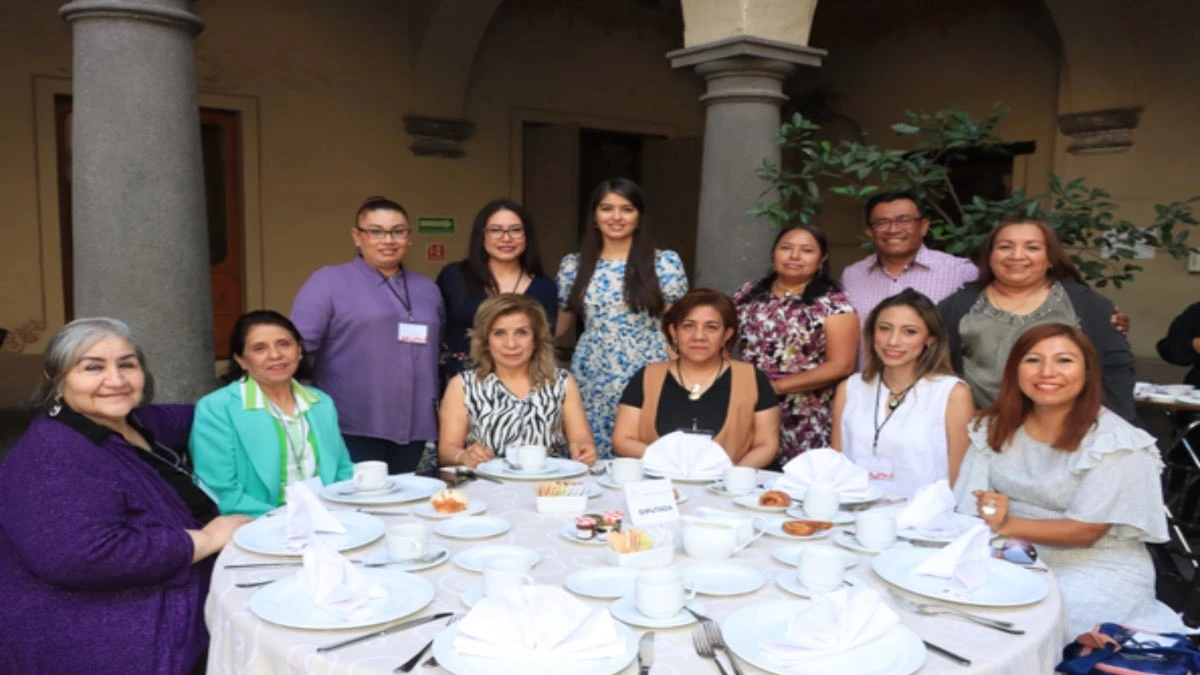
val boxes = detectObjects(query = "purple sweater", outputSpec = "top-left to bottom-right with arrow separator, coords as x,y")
0,405 -> 210,674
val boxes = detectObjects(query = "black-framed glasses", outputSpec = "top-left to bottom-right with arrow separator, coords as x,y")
869,214 -> 923,230
485,226 -> 525,240
355,226 -> 411,241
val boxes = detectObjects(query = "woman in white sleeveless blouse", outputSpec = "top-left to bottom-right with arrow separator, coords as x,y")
438,294 -> 597,468
831,289 -> 975,498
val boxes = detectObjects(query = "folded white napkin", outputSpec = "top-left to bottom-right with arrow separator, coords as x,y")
296,541 -> 387,621
642,431 -> 732,479
896,480 -> 958,537
285,482 -> 346,552
776,448 -> 871,499
914,523 -> 991,597
454,586 -> 626,661
760,587 -> 899,667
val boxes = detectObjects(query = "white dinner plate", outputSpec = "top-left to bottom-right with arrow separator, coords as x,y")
897,513 -> 984,545
453,545 -> 541,573
249,569 -> 435,630
832,530 -> 903,555
643,469 -> 721,484
785,506 -> 854,525
608,597 -> 704,629
872,546 -> 1049,607
776,570 -> 849,598
563,567 -> 638,599
320,474 -> 447,505
432,621 -> 639,675
679,562 -> 765,596
733,492 -> 794,513
414,500 -> 488,519
477,457 -> 588,481
362,545 -> 450,573
722,600 -> 926,675
234,511 -> 385,556
461,583 -> 485,608
771,544 -> 858,570
434,515 -> 511,540
758,517 -> 835,542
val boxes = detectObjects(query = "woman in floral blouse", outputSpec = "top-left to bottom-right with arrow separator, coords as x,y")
733,223 -> 859,463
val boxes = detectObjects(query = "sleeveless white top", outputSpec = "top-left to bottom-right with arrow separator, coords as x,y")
839,373 -> 963,498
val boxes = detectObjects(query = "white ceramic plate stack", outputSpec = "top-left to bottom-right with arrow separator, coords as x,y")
249,570 -> 435,630
431,623 -> 640,675
721,601 -> 926,675
872,547 -> 1049,607
319,474 -> 447,506
476,457 -> 589,481
233,511 -> 385,556
433,515 -> 512,540
452,544 -> 541,573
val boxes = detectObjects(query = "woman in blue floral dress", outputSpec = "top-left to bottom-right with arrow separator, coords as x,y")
556,178 -> 689,458
733,224 -> 858,464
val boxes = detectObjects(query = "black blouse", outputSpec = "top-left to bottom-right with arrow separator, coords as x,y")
619,365 -> 778,436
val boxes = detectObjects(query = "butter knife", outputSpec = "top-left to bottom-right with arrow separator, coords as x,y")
638,631 -> 655,675
315,612 -> 453,653
923,640 -> 971,666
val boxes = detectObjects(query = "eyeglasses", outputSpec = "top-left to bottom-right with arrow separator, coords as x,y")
869,215 -> 923,230
355,226 -> 411,241
992,538 -> 1038,565
485,226 -> 525,240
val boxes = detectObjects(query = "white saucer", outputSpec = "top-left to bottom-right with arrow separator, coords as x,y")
785,505 -> 854,525
563,567 -> 638,599
776,570 -> 848,598
643,469 -> 721,484
559,521 -> 608,546
609,596 -> 704,629
460,584 -> 485,608
679,562 -> 765,596
758,516 -> 835,541
833,530 -> 903,554
433,515 -> 511,540
733,492 -> 793,512
453,544 -> 541,573
770,544 -> 858,569
413,500 -> 488,519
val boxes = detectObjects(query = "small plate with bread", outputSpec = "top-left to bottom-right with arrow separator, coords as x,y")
413,490 -> 486,519
758,516 -> 835,541
732,490 -> 793,512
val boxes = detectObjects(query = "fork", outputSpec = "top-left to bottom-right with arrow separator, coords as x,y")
701,620 -> 745,675
395,615 -> 460,672
692,626 -> 730,675
888,591 -> 1023,633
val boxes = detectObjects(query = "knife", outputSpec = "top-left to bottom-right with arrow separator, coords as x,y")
923,640 -> 971,666
638,631 -> 655,675
315,612 -> 454,653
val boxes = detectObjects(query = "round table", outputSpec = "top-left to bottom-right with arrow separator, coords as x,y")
205,472 -> 1067,674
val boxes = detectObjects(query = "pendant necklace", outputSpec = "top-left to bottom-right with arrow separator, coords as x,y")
774,280 -> 807,298
872,376 -> 915,452
678,357 -> 725,401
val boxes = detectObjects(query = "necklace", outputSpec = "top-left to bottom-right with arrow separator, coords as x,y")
677,357 -> 725,401
872,376 -> 916,451
773,280 -> 807,298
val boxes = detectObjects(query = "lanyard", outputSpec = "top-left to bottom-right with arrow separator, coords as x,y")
381,268 -> 413,316
268,402 -> 321,504
872,377 -> 914,452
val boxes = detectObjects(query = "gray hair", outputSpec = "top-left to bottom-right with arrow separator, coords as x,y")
31,317 -> 155,410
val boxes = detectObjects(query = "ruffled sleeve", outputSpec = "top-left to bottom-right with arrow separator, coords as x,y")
1064,409 -> 1168,542
952,419 -> 992,514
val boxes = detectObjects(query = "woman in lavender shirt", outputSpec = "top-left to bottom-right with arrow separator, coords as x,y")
0,318 -> 249,674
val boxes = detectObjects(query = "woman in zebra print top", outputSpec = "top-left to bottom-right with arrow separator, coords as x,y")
438,294 -> 598,468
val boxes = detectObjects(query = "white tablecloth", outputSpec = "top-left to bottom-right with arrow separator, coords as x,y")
205,472 -> 1068,674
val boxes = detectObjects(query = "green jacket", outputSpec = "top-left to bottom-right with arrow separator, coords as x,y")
190,379 -> 354,516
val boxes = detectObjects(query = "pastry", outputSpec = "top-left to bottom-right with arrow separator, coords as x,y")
537,480 -> 583,497
781,519 -> 833,536
607,528 -> 653,553
758,490 -> 792,508
430,488 -> 468,514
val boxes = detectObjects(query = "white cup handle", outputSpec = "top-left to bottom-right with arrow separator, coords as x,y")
522,574 -> 535,586
683,583 -> 698,601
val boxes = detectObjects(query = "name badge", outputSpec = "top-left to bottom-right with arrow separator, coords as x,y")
859,453 -> 895,482
624,478 -> 679,527
398,321 -> 429,344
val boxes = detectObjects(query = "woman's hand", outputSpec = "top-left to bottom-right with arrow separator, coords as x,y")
190,514 -> 252,562
570,443 -> 598,467
455,443 -> 494,468
974,490 -> 1010,533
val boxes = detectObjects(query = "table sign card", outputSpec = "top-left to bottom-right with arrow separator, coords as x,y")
624,478 -> 679,527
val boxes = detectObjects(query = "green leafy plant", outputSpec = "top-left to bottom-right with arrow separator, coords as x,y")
751,105 -> 1200,288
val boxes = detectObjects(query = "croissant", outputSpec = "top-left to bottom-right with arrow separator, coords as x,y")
430,489 -> 468,513
758,490 -> 792,507
781,519 -> 832,536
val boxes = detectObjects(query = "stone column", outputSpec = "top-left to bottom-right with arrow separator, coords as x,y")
669,37 -> 824,292
60,0 -> 213,402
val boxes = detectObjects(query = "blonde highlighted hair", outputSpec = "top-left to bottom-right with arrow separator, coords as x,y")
470,294 -> 557,388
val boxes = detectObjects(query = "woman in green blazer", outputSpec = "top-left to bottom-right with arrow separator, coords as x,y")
190,311 -> 354,516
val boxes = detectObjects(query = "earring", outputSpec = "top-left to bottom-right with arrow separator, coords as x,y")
48,394 -> 63,417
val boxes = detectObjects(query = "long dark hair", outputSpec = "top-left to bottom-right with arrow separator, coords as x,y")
223,310 -> 312,384
740,223 -> 840,304
567,178 -> 664,317
463,199 -> 545,296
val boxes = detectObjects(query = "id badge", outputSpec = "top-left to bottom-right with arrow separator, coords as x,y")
859,453 -> 895,482
398,321 -> 429,344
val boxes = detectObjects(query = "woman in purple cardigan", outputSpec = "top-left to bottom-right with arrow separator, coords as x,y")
0,318 -> 250,674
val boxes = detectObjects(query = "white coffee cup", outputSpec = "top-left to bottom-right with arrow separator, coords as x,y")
855,511 -> 897,549
723,466 -> 757,495
386,522 -> 428,561
353,461 -> 390,492
609,458 -> 644,485
635,567 -> 697,619
512,445 -> 548,472
482,557 -> 535,597
798,547 -> 846,593
804,486 -> 840,520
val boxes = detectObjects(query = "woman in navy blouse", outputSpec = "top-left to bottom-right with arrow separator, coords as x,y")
436,199 -> 557,387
